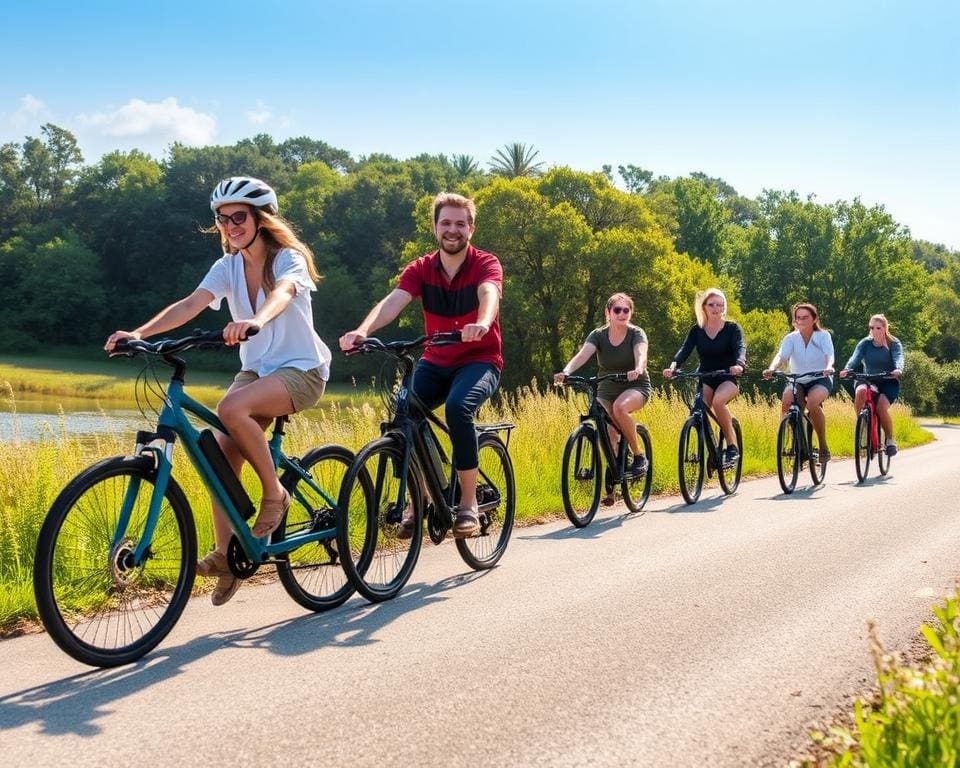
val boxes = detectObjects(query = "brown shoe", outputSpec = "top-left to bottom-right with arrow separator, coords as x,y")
196,550 -> 231,578
211,574 -> 241,606
452,508 -> 480,538
252,488 -> 290,538
601,493 -> 616,507
397,514 -> 417,540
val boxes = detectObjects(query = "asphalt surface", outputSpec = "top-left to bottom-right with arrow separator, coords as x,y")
2,423 -> 959,767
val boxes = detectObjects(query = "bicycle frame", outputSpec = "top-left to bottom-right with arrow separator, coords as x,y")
774,371 -> 827,461
850,373 -> 887,454
119,361 -> 338,569
570,375 -> 632,480
675,374 -> 727,473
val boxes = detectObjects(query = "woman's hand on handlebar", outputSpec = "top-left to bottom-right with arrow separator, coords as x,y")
223,321 -> 260,346
762,368 -> 774,380
553,371 -> 568,385
105,330 -> 141,353
339,329 -> 367,352
662,367 -> 675,379
729,364 -> 744,376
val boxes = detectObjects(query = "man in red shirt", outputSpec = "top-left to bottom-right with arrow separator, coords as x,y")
339,193 -> 503,537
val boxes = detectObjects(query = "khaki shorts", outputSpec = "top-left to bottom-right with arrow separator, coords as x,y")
230,367 -> 326,413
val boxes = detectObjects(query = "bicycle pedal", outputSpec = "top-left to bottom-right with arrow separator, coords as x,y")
575,469 -> 595,481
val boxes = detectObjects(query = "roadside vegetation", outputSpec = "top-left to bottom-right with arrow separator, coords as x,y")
798,591 -> 960,767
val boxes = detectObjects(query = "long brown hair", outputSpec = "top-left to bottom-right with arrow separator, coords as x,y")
213,208 -> 321,291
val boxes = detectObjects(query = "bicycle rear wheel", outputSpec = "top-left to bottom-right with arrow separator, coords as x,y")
33,456 -> 196,667
776,413 -> 800,494
678,417 -> 704,504
854,410 -> 871,483
276,445 -> 368,612
718,418 -> 743,495
560,424 -> 601,527
336,436 -> 423,603
621,424 -> 653,513
456,434 -> 515,570
807,418 -> 826,486
877,422 -> 892,476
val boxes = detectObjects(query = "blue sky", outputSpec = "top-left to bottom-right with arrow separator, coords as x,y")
3,0 -> 957,248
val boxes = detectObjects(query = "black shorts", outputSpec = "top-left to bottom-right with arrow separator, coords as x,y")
700,373 -> 738,392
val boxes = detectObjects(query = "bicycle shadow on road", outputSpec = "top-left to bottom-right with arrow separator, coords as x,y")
519,508 -> 645,541
760,485 -> 829,502
0,571 -> 485,738
650,494 -> 727,515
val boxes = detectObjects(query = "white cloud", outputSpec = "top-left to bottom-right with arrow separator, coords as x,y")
246,101 -> 272,125
7,94 -> 50,129
77,97 -> 216,145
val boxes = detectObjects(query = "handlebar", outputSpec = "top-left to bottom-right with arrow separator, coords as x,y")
557,373 -> 629,391
845,371 -> 896,382
344,331 -> 463,358
770,370 -> 829,380
112,327 -> 259,358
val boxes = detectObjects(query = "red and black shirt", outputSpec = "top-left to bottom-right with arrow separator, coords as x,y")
397,245 -> 503,370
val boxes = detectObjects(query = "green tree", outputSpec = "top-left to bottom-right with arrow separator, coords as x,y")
618,164 -> 654,195
488,143 -> 544,179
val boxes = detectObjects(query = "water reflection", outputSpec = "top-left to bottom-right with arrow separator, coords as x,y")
0,394 -> 145,443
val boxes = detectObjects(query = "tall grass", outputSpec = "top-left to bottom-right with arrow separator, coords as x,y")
0,383 -> 931,632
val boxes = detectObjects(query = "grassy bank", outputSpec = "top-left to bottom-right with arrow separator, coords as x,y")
0,379 -> 931,631
799,591 -> 960,766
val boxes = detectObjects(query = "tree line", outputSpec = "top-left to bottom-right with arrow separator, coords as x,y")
2,125 -> 959,412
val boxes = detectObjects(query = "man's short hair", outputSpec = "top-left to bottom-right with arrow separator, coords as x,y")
433,192 -> 476,225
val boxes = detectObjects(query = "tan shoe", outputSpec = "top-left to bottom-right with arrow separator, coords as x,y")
211,574 -> 241,606
452,508 -> 480,539
196,550 -> 231,578
252,488 -> 290,538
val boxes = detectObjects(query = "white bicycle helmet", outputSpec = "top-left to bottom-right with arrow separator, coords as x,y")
210,177 -> 279,214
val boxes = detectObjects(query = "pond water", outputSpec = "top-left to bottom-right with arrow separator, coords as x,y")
0,393 -> 147,443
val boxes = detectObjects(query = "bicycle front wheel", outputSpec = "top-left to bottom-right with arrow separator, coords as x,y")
718,418 -> 743,495
621,424 -> 653,513
336,437 -> 423,603
456,434 -> 516,570
877,422 -> 892,476
33,456 -> 196,668
678,417 -> 704,504
276,445 -> 368,612
561,424 -> 601,527
776,413 -> 800,494
807,418 -> 826,486
854,410 -> 871,483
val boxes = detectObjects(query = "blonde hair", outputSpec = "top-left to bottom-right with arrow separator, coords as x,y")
869,313 -> 898,348
694,288 -> 726,327
213,208 -> 321,291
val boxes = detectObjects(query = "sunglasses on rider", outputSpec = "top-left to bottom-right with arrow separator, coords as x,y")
215,211 -> 250,226
610,306 -> 631,315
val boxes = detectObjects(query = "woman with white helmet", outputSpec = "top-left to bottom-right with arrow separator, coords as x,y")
105,176 -> 331,605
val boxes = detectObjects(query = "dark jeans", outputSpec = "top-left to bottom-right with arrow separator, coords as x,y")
412,360 -> 500,471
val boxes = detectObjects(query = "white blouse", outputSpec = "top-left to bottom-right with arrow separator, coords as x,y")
198,248 -> 331,379
777,330 -> 834,381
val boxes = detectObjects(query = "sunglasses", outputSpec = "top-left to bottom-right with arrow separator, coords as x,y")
610,306 -> 631,315
215,211 -> 250,226
869,325 -> 884,330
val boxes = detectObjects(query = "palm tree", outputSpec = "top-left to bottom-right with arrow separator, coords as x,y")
488,143 -> 544,178
451,154 -> 480,178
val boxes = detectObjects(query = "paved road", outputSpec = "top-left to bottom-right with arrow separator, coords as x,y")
2,423 -> 959,767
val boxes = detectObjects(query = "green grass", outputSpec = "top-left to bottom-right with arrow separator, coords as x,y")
803,591 -> 960,767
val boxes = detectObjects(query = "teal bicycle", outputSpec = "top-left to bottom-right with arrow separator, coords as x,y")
33,330 -> 372,667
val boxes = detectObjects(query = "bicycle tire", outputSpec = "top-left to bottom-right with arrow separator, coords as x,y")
776,413 -> 800,494
877,422 -> 892,476
678,416 -> 705,504
33,455 -> 196,668
456,434 -> 516,570
560,424 -> 601,527
276,445 -> 369,612
854,410 -> 872,483
336,436 -> 423,603
621,424 -> 653,513
807,418 -> 826,486
718,418 -> 744,495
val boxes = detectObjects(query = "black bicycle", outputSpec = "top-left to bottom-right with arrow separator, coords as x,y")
771,371 -> 829,493
667,370 -> 743,504
557,374 -> 653,527
336,332 -> 516,603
